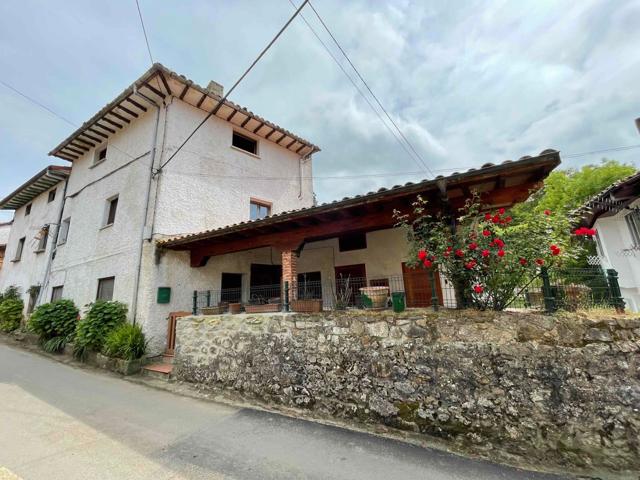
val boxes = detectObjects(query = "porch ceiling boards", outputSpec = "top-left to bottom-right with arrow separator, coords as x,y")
157,150 -> 561,267
48,63 -> 319,162
0,165 -> 71,210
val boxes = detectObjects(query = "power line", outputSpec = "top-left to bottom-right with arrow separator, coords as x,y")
135,0 -> 154,65
563,144 -> 640,158
286,0 -> 426,175
156,0 -> 310,174
299,0 -> 435,177
0,80 -> 76,127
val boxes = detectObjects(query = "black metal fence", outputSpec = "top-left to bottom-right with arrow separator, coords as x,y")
191,267 -> 625,315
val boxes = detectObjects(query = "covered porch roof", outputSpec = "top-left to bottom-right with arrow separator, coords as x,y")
0,165 -> 71,210
158,150 -> 561,267
579,170 -> 640,227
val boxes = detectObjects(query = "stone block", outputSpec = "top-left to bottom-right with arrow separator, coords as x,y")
365,321 -> 389,338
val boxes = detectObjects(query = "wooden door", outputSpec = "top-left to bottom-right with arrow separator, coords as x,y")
166,311 -> 191,355
401,263 -> 443,308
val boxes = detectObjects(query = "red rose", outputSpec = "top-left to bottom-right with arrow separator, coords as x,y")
492,215 -> 500,224
498,207 -> 506,215
446,246 -> 453,252
418,250 -> 427,261
465,260 -> 477,269
550,245 -> 561,256
544,209 -> 551,216
485,213 -> 492,220
473,284 -> 484,294
481,249 -> 490,257
482,229 -> 491,237
519,258 -> 527,266
469,242 -> 478,250
505,216 -> 512,223
493,238 -> 505,248
423,259 -> 433,268
535,258 -> 544,266
443,251 -> 450,257
497,249 -> 505,257
455,249 -> 465,258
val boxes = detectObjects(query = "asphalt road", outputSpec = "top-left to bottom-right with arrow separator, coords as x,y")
0,344 -> 570,480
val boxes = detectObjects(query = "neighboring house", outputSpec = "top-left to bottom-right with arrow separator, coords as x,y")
0,63 -> 561,356
580,171 -> 640,312
0,166 -> 71,311
0,220 -> 12,270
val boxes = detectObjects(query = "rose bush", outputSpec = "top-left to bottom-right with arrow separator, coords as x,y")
394,195 -> 586,310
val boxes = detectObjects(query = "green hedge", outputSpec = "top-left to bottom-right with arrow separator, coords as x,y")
74,301 -> 127,359
103,323 -> 147,360
29,299 -> 79,352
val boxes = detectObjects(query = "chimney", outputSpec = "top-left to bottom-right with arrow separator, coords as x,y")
207,80 -> 224,98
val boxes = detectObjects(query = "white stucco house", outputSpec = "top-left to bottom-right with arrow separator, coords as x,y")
0,220 -> 13,271
580,171 -> 640,312
0,63 -> 562,360
0,166 -> 71,311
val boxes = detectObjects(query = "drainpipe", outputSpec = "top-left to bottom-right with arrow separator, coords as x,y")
130,86 -> 163,324
36,175 -> 69,306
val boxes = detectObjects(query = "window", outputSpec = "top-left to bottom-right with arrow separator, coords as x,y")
58,217 -> 70,245
35,226 -> 49,252
95,146 -> 107,164
25,204 -> 32,216
232,131 -> 258,155
625,211 -> 640,248
96,277 -> 115,301
48,189 -> 56,203
250,199 -> 271,221
51,286 -> 64,301
13,237 -> 25,261
105,196 -> 118,226
339,232 -> 367,252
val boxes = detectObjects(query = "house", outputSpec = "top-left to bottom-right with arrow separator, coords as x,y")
0,63 -> 561,356
0,220 -> 12,270
0,166 -> 71,311
580,171 -> 640,311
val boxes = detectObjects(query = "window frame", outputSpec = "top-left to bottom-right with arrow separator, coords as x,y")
96,276 -> 115,301
232,131 -> 259,156
48,189 -> 56,203
51,285 -> 64,302
94,145 -> 107,166
35,225 -> 49,253
13,237 -> 25,261
25,204 -> 32,216
58,217 -> 71,245
625,211 -> 640,248
103,195 -> 119,227
249,198 -> 272,221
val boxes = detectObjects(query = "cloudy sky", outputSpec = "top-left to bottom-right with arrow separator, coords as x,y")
1,0 -> 639,222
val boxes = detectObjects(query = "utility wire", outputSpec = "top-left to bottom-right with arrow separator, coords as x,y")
156,0 -> 310,174
0,80 -> 76,127
563,144 -> 640,158
300,0 -> 435,176
285,0 -> 426,179
135,0 -> 154,65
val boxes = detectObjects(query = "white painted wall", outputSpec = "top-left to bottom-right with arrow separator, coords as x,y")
593,198 -> 640,312
0,222 -> 11,247
0,182 -> 65,311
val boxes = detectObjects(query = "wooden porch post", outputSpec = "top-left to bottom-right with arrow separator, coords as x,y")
282,249 -> 298,301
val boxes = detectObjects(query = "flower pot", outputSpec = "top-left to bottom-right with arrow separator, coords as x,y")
229,303 -> 243,314
359,286 -> 389,309
244,303 -> 281,313
201,305 -> 225,315
291,299 -> 323,313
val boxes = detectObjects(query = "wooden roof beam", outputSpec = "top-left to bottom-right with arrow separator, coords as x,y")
102,117 -> 123,129
179,84 -> 190,100
158,72 -> 172,95
143,82 -> 166,99
125,97 -> 148,112
108,110 -> 131,124
115,104 -> 138,118
196,93 -> 207,108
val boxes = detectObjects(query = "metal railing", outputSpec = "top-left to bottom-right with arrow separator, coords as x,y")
191,267 -> 625,315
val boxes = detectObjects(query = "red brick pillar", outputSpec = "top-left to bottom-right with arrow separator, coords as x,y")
282,250 -> 298,301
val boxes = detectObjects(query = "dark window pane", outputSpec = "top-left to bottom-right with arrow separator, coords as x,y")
107,197 -> 118,225
51,286 -> 64,301
338,233 -> 367,252
25,204 -> 31,216
14,237 -> 25,261
97,277 -> 115,301
48,189 -> 56,203
232,132 -> 257,154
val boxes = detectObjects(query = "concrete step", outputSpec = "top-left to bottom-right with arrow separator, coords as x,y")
161,353 -> 175,365
141,363 -> 173,380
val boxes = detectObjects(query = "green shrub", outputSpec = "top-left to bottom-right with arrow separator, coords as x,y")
0,298 -> 23,333
29,299 -> 79,353
0,286 -> 20,303
74,301 -> 127,359
103,323 -> 147,360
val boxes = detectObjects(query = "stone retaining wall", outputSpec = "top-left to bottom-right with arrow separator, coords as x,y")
174,310 -> 640,474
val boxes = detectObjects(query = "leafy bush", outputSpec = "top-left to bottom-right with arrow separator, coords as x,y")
0,298 -> 23,332
103,323 -> 147,360
29,299 -> 79,353
74,301 -> 127,359
0,286 -> 20,303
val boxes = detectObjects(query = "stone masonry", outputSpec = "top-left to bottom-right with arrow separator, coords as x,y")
173,310 -> 640,475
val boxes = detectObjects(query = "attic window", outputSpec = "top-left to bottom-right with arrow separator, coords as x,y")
48,189 -> 56,203
232,132 -> 257,155
338,233 -> 367,252
25,204 -> 32,216
95,146 -> 107,165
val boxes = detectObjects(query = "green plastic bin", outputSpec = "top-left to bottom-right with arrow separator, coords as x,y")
391,292 -> 405,313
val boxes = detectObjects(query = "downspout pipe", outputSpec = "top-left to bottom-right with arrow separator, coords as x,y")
130,86 -> 163,325
36,175 -> 69,306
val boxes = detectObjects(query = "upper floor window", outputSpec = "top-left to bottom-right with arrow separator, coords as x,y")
250,199 -> 271,221
14,237 -> 25,261
35,226 -> 49,252
58,217 -> 71,245
48,189 -> 56,203
51,285 -> 64,301
339,232 -> 367,252
96,276 -> 115,301
25,204 -> 32,216
94,146 -> 107,165
625,211 -> 640,248
104,196 -> 118,227
232,132 -> 258,155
